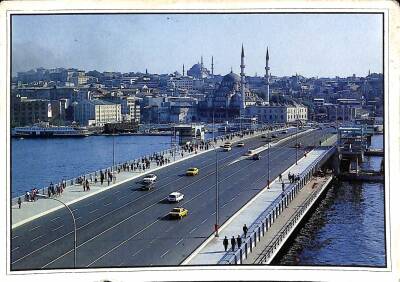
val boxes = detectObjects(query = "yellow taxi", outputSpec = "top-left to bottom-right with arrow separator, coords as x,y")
169,207 -> 188,219
186,167 -> 199,176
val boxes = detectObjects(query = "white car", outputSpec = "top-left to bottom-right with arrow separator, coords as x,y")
223,144 -> 232,151
168,192 -> 184,202
143,173 -> 157,183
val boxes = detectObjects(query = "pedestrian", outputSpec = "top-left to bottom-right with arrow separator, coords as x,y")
237,235 -> 242,249
86,179 -> 90,191
279,173 -> 282,182
17,197 -> 22,209
243,224 -> 248,237
223,236 -> 229,251
230,236 -> 236,251
282,181 -> 285,192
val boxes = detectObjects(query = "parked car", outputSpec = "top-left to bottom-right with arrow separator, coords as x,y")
169,207 -> 188,219
168,192 -> 184,203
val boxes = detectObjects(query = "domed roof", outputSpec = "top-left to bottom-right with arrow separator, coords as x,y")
222,71 -> 240,84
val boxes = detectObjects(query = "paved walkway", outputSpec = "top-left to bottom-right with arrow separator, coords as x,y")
243,174 -> 333,264
11,126 -> 292,229
182,147 -> 331,265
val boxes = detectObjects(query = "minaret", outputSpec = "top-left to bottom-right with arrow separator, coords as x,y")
265,47 -> 270,104
211,56 -> 214,76
182,64 -> 185,76
240,44 -> 246,115
201,56 -> 204,68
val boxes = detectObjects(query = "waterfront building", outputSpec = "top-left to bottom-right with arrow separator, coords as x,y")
11,96 -> 52,126
74,99 -> 121,126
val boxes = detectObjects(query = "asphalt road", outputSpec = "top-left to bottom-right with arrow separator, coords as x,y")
11,127 -> 334,270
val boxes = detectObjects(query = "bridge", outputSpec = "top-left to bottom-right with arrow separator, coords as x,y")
11,125 -> 337,269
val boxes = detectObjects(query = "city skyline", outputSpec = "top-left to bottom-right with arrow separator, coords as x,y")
12,13 -> 383,78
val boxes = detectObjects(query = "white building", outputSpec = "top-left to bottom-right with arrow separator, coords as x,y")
245,104 -> 308,124
75,99 -> 121,126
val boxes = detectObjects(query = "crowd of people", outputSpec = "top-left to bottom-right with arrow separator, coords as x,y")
222,224 -> 249,252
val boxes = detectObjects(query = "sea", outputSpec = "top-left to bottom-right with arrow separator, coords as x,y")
275,134 -> 385,267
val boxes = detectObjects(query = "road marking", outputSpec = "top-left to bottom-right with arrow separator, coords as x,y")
86,202 -> 95,206
164,226 -> 174,233
104,202 -> 112,206
160,250 -> 169,258
98,196 -> 107,201
118,195 -> 129,201
175,238 -> 183,245
11,246 -> 19,252
52,225 -> 64,232
50,216 -> 60,222
131,248 -> 143,257
31,235 -> 43,242
29,225 -> 40,231
189,227 -> 197,234
221,203 -> 228,208
89,208 -> 98,214
11,235 -> 19,240
114,190 -> 121,194
200,218 -> 208,225
72,209 -> 79,213
76,216 -> 82,220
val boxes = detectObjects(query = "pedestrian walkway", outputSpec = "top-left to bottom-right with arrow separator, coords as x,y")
243,174 -> 333,264
182,146 -> 333,265
11,126 -> 291,229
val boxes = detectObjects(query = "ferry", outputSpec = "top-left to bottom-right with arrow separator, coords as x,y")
12,123 -> 92,138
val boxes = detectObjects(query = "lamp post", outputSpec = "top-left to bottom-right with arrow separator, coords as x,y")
267,130 -> 270,188
210,143 -> 219,237
112,128 -> 115,171
37,194 -> 77,268
295,119 -> 298,165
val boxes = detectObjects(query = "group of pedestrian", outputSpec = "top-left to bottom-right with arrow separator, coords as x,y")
222,224 -> 248,252
24,188 -> 38,202
288,172 -> 300,183
47,181 -> 66,198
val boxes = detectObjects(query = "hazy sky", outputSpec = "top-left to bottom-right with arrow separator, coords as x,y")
12,13 -> 383,77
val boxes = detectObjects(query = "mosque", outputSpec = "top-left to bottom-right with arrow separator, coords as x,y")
198,45 -> 308,124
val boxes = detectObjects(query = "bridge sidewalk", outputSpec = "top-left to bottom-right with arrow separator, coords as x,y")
11,127 -> 289,229
242,174 -> 332,264
182,148 -> 330,265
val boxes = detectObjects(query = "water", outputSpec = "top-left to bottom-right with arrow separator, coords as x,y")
11,135 -> 172,197
276,135 -> 385,266
11,132 -> 218,197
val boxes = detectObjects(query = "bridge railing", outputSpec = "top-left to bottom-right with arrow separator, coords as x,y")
219,146 -> 336,265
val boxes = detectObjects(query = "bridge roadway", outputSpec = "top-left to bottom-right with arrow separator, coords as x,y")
11,127 -> 333,270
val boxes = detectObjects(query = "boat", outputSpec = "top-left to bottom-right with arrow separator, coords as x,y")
12,123 -> 92,138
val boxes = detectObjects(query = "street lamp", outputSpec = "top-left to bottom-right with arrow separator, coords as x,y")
37,194 -> 77,268
210,142 -> 219,237
267,130 -> 270,188
112,128 -> 115,171
295,119 -> 298,165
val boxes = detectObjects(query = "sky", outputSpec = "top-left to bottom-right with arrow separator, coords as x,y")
11,13 -> 383,78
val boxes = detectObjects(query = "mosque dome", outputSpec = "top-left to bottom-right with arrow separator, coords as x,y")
221,71 -> 240,85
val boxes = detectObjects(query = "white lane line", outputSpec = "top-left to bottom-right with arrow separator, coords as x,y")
175,238 -> 183,245
11,235 -> 19,240
50,216 -> 60,222
131,248 -> 143,257
89,209 -> 98,214
189,227 -> 197,234
230,197 -> 236,202
221,203 -> 228,208
104,202 -> 112,206
11,246 -> 19,252
114,190 -> 121,194
31,235 -> 43,242
72,209 -> 79,213
86,202 -> 95,206
200,218 -> 208,225
118,195 -> 129,201
51,225 -> 64,232
164,226 -> 174,233
29,226 -> 40,231
160,250 -> 170,258
76,216 -> 82,221
98,196 -> 107,201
